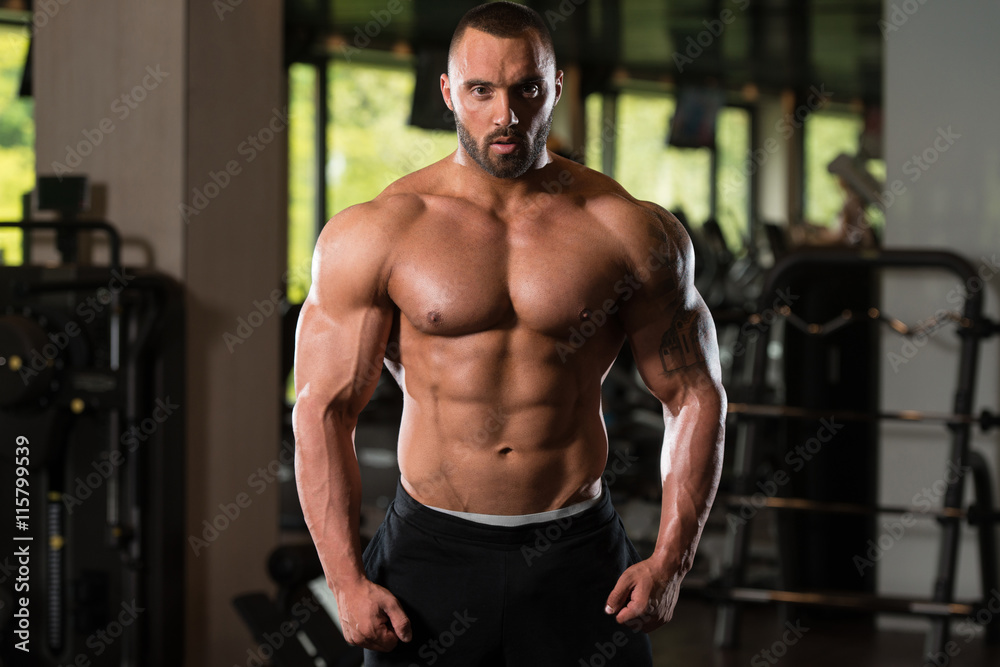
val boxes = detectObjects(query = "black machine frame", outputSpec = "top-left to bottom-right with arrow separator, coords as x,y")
0,218 -> 185,666
711,248 -> 1000,661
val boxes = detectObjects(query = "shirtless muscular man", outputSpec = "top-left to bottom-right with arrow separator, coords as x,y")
293,3 -> 726,665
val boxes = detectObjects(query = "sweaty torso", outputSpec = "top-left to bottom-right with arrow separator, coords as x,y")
377,155 -> 657,514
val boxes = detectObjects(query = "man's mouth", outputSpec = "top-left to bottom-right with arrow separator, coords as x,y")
490,136 -> 521,154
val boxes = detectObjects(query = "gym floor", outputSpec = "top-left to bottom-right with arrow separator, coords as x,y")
648,596 -> 1000,666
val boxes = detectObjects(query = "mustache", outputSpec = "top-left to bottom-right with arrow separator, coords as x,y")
486,130 -> 526,143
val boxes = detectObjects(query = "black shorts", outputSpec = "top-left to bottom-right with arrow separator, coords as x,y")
361,480 -> 654,666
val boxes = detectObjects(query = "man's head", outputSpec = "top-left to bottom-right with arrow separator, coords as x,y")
442,2 -> 562,179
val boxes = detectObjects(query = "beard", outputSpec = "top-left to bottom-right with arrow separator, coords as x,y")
455,108 -> 554,179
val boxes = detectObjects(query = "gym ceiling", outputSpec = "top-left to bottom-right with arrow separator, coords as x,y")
285,0 -> 884,103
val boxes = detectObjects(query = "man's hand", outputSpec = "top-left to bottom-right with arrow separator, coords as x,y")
335,577 -> 413,651
604,560 -> 682,633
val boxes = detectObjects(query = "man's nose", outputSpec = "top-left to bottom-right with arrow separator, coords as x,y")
493,92 -> 519,127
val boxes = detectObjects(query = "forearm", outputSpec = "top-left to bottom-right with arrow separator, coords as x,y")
293,392 -> 367,590
648,379 -> 726,579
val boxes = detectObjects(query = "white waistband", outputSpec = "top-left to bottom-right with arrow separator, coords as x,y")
423,488 -> 603,527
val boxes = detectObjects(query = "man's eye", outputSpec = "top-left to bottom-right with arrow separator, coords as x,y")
523,84 -> 539,95
473,86 -> 488,95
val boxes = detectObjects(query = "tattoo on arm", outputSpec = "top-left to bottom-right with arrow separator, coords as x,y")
659,310 -> 705,373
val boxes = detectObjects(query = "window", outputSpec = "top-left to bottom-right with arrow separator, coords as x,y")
287,62 -> 318,305
0,23 -> 34,265
596,89 -> 750,252
327,60 -> 454,217
804,110 -> 886,240
585,92 -> 608,173
286,58 -> 456,305
804,110 -> 864,227
615,91 -> 713,226
715,106 -> 751,250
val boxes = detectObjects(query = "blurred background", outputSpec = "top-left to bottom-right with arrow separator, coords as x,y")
0,0 -> 998,665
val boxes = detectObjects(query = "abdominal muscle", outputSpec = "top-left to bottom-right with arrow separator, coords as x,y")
391,330 -> 615,515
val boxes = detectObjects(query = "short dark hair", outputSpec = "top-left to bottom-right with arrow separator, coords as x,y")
449,2 -> 555,72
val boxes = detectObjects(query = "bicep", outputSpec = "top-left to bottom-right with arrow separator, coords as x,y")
293,293 -> 393,421
625,293 -> 721,409
293,212 -> 394,421
618,207 -> 722,406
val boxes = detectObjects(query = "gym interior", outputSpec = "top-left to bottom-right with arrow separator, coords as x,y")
0,0 -> 999,665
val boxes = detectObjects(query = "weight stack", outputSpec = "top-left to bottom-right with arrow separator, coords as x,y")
0,264 -> 184,667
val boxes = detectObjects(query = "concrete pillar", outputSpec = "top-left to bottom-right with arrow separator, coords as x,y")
33,1 -> 286,664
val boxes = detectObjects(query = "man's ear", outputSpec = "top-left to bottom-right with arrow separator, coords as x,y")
554,69 -> 564,106
441,73 -> 454,111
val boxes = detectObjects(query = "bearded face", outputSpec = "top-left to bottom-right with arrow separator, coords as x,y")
444,28 -> 562,179
454,107 -> 554,179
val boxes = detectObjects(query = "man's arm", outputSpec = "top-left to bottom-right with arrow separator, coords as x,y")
605,202 -> 727,632
292,203 -> 412,650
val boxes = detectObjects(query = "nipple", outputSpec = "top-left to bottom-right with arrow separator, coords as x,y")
579,309 -> 592,321
427,310 -> 442,325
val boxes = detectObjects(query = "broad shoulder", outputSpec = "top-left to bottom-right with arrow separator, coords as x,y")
567,165 -> 693,276
311,192 -> 428,301
313,156 -> 461,274
316,193 -> 423,254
